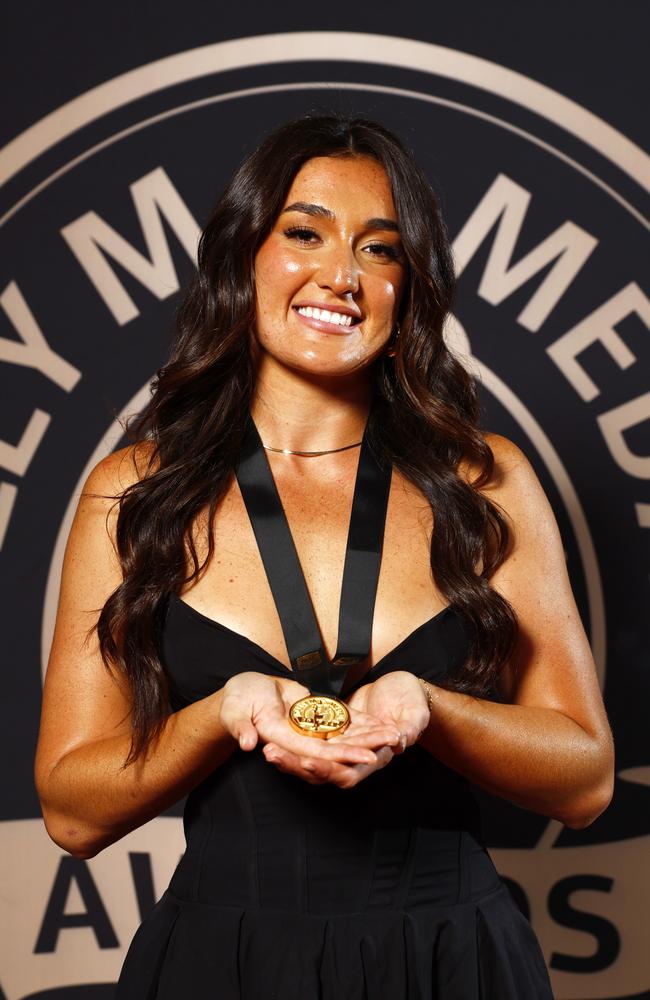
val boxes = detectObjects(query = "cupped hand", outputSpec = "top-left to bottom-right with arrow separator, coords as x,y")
345,671 -> 431,750
258,672 -> 430,790
218,672 -> 402,778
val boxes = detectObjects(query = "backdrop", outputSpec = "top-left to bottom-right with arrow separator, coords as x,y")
1,4 -> 648,998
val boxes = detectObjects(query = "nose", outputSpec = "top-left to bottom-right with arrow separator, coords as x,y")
315,243 -> 360,295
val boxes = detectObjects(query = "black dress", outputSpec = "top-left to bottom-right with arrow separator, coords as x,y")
115,593 -> 554,999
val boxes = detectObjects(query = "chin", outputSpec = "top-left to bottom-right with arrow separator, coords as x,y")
286,354 -> 374,378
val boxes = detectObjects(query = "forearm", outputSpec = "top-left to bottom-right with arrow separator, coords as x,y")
37,688 -> 234,858
419,683 -> 614,828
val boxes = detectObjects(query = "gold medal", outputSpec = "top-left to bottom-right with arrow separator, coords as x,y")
288,694 -> 350,739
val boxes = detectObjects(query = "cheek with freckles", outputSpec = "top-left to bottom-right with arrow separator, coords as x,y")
254,241 -> 310,333
360,275 -> 402,341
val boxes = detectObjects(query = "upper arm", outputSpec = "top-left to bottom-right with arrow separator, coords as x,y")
474,434 -> 611,743
35,444 -> 151,795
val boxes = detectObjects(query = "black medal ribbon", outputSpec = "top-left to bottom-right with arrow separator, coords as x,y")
234,413 -> 392,696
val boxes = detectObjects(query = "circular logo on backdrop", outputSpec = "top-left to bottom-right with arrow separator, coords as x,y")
0,33 -> 648,1000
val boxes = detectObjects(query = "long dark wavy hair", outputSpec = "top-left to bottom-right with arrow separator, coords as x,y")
97,112 -> 517,765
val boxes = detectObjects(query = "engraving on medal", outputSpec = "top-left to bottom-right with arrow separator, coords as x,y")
288,695 -> 350,739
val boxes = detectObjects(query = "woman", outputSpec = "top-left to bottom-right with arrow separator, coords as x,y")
35,114 -> 613,998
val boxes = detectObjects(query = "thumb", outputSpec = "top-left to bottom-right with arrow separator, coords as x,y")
232,718 -> 259,751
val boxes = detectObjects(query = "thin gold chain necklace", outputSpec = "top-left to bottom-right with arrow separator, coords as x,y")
262,440 -> 363,457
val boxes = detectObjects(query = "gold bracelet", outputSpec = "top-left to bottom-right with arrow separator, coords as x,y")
418,676 -> 435,713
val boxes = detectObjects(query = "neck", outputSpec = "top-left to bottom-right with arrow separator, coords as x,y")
250,358 -> 373,454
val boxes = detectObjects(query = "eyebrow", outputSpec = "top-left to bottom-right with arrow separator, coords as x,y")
282,201 -> 400,233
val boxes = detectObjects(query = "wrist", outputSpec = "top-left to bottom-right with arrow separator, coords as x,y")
416,677 -> 436,742
418,677 -> 435,714
210,687 -> 234,742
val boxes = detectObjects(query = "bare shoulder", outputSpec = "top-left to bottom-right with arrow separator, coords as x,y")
459,430 -> 541,504
459,430 -> 527,480
458,431 -> 564,573
81,440 -> 157,499
482,430 -> 527,470
71,440 -> 158,556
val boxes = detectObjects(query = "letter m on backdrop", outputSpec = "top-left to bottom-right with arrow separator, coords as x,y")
452,173 -> 597,332
61,167 -> 201,325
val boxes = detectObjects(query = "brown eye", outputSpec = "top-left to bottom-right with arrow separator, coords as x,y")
284,226 -> 320,243
365,242 -> 401,260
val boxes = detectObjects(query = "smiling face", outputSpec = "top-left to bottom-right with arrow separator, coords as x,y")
252,155 -> 407,380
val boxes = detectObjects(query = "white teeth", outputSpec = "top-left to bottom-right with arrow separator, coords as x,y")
297,306 -> 355,326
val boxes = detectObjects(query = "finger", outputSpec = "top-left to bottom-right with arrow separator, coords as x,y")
327,726 -> 401,750
329,745 -> 396,788
295,730 -> 396,759
371,744 -> 396,770
270,734 -> 379,765
265,744 -> 366,785
387,711 -> 430,748
232,719 -> 259,751
265,744 -> 396,788
403,723 -> 426,746
337,720 -> 401,739
357,707 -> 426,748
296,754 -> 367,787
264,746 -> 330,784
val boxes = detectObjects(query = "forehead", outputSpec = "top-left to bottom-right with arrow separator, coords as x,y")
282,155 -> 397,219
